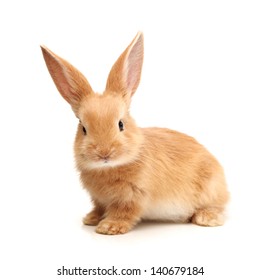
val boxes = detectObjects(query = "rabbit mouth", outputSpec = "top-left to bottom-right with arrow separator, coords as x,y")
87,159 -> 125,169
83,152 -> 130,169
100,158 -> 110,165
79,149 -> 136,169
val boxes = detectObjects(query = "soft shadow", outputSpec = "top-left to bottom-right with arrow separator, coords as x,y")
80,220 -> 195,238
135,220 -> 192,232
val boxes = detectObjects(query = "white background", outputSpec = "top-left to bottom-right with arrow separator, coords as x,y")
0,0 -> 260,279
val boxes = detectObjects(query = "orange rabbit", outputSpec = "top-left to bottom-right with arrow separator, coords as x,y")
41,32 -> 229,235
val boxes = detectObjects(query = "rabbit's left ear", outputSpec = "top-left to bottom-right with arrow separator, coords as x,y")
105,32 -> 144,102
41,46 -> 94,115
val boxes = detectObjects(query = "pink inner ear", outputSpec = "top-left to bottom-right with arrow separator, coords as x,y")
42,46 -> 94,110
126,36 -> 143,95
49,62 -> 75,103
42,48 -> 76,105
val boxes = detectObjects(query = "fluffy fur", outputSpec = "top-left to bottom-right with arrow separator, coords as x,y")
41,32 -> 229,235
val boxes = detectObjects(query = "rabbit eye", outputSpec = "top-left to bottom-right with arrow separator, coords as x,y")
118,120 -> 124,131
79,120 -> 87,135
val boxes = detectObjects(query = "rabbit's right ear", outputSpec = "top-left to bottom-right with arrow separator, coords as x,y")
41,46 -> 93,114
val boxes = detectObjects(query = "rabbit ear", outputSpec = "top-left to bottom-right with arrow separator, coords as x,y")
105,32 -> 144,102
41,46 -> 93,114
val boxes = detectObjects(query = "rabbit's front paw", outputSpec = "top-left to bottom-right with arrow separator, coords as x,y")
96,220 -> 131,235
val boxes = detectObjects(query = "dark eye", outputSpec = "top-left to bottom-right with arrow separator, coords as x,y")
82,126 -> 87,135
118,120 -> 124,131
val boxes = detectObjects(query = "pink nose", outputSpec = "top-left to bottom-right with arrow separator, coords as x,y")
98,153 -> 110,161
96,146 -> 112,161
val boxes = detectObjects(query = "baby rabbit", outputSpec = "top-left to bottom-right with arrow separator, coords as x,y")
41,32 -> 229,235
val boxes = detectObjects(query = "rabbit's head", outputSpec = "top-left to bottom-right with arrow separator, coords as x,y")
41,32 -> 144,170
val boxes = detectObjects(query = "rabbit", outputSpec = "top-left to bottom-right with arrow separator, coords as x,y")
41,32 -> 229,235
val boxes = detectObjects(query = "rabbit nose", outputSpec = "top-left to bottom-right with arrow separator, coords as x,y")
95,144 -> 115,161
96,148 -> 111,160
98,154 -> 110,162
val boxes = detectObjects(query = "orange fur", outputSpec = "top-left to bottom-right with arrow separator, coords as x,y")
41,32 -> 229,235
